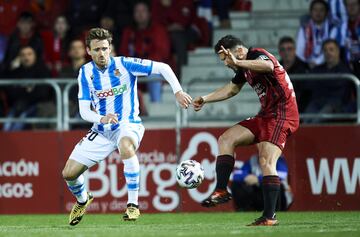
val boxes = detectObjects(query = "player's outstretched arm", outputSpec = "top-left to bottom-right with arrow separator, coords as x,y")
151,62 -> 192,109
192,81 -> 244,112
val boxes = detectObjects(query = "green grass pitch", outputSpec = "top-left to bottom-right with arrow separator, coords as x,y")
0,212 -> 359,237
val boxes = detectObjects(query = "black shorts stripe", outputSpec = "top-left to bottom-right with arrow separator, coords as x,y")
271,85 -> 287,144
271,119 -> 284,144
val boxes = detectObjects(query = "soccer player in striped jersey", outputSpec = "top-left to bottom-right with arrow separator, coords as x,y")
62,28 -> 192,225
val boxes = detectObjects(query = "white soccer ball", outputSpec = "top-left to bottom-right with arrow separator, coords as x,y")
176,160 -> 205,189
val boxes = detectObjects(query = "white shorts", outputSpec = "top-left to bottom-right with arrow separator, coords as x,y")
69,122 -> 145,167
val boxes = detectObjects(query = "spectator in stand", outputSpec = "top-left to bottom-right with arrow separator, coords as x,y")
59,39 -> 87,125
278,36 -> 310,113
120,0 -> 171,102
279,36 -> 309,74
296,0 -> 338,68
3,46 -> 52,131
232,155 -> 293,212
152,0 -> 201,75
303,39 -> 354,123
0,35 -> 7,64
328,0 -> 348,25
213,0 -> 233,29
42,15 -> 73,77
1,11 -> 43,74
343,0 -> 360,78
29,0 -> 69,31
0,0 -> 29,36
103,0 -> 135,40
99,15 -> 120,52
196,0 -> 212,27
312,40 -> 352,74
59,39 -> 86,78
66,0 -> 107,34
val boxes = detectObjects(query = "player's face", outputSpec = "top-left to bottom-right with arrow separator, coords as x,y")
218,46 -> 246,70
87,39 -> 111,69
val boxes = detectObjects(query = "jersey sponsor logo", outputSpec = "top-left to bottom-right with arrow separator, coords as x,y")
257,55 -> 269,60
254,83 -> 266,98
96,84 -> 127,98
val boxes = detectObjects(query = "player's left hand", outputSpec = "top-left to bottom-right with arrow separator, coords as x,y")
175,91 -> 192,109
218,45 -> 238,68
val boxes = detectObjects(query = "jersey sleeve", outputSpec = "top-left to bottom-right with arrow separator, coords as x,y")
231,69 -> 246,84
121,57 -> 153,76
78,66 -> 91,100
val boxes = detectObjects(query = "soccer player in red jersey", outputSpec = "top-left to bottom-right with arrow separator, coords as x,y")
192,35 -> 299,226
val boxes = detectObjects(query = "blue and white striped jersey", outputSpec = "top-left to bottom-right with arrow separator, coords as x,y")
78,56 -> 153,132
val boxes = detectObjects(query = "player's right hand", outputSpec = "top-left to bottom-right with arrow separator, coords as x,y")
192,96 -> 205,112
100,113 -> 119,124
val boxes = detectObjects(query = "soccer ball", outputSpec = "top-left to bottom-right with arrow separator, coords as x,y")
176,160 -> 205,189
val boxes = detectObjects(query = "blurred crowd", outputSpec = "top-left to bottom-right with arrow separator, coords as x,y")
278,0 -> 359,123
0,0 -> 358,130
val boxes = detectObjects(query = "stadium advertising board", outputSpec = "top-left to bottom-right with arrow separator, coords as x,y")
0,126 -> 359,214
0,132 -> 62,213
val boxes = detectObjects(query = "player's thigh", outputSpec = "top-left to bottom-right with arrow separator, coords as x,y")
219,124 -> 256,147
116,123 -> 145,158
69,130 -> 115,168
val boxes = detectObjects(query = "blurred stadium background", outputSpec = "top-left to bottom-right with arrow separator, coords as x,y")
0,0 -> 360,236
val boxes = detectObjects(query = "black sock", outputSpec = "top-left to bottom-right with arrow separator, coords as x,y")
215,155 -> 235,190
262,175 -> 280,218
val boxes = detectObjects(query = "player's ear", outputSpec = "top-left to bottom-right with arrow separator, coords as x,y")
236,46 -> 246,59
86,47 -> 91,56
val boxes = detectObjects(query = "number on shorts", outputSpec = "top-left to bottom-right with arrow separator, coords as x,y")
88,131 -> 98,141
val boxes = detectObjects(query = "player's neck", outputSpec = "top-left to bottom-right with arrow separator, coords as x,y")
93,60 -> 109,70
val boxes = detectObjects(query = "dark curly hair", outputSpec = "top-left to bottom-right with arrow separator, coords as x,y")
214,35 -> 245,53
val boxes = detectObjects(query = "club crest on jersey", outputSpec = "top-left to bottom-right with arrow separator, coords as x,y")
90,74 -> 94,80
96,84 -> 127,98
114,69 -> 121,77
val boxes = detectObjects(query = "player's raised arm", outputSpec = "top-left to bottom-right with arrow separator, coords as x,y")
151,61 -> 192,109
193,81 -> 244,112
219,46 -> 274,73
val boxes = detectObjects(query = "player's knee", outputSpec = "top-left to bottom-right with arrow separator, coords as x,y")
119,147 -> 134,159
218,134 -> 233,149
119,138 -> 136,159
258,156 -> 276,173
62,167 -> 78,181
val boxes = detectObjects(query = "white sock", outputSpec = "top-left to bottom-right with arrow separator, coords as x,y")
66,174 -> 88,203
123,155 -> 140,206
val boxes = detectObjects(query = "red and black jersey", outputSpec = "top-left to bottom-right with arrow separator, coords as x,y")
232,47 -> 299,121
